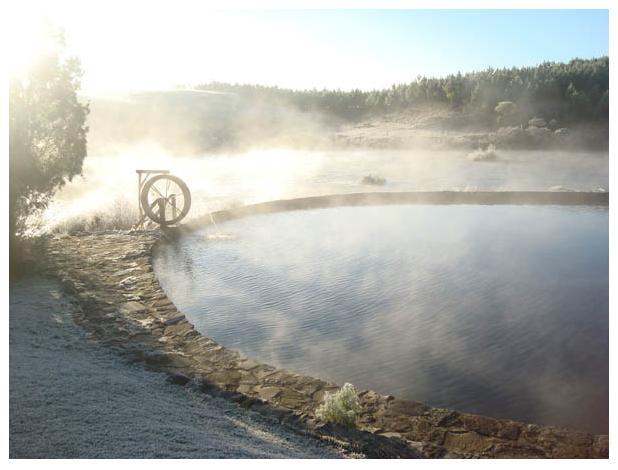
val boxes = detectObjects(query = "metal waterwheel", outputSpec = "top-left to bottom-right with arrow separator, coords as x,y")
134,170 -> 192,228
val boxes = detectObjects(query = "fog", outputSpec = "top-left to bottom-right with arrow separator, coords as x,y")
85,90 -> 336,155
44,145 -> 608,233
36,88 -> 608,234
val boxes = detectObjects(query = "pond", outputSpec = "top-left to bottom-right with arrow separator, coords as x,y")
154,204 -> 608,434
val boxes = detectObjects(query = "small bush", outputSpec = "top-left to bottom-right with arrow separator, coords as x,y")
467,144 -> 498,161
361,174 -> 386,186
315,383 -> 362,428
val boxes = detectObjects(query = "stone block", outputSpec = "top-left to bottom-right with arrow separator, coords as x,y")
118,301 -> 147,315
253,385 -> 281,401
162,314 -> 185,326
443,431 -> 496,454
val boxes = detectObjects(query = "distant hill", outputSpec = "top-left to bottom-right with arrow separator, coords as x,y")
84,89 -> 336,155
84,57 -> 608,155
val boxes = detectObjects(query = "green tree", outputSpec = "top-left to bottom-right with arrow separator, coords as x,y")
443,72 -> 466,108
565,82 -> 591,118
9,28 -> 89,258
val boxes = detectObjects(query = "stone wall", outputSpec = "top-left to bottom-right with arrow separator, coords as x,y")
187,191 -> 609,231
44,229 -> 608,458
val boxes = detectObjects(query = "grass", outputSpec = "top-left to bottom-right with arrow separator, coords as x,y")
315,383 -> 362,428
50,197 -> 139,234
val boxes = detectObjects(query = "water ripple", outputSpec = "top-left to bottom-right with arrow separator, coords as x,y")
155,204 -> 608,433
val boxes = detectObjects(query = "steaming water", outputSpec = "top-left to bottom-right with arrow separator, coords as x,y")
45,148 -> 607,231
154,204 -> 608,434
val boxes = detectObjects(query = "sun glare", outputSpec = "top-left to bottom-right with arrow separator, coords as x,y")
6,9 -> 60,79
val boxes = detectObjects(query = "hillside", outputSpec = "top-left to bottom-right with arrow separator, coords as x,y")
84,57 -> 609,155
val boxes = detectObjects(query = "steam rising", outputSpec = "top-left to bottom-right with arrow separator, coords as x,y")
37,88 -> 608,234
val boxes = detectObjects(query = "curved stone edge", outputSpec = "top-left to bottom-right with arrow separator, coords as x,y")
186,191 -> 609,231
43,229 -> 608,459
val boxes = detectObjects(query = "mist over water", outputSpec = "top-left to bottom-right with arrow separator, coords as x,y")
42,90 -> 608,231
154,204 -> 608,434
44,147 -> 608,231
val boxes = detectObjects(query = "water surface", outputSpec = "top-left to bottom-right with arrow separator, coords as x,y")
154,204 -> 608,434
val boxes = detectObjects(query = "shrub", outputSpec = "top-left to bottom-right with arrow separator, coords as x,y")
361,174 -> 387,186
49,197 -> 138,234
315,383 -> 362,428
467,144 -> 498,161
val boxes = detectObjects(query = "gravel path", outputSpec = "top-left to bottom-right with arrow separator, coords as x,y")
9,276 -> 342,458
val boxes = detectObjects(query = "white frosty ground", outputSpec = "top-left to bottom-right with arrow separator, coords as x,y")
9,276 -> 342,459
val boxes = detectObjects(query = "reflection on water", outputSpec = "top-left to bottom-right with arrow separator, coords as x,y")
154,205 -> 608,434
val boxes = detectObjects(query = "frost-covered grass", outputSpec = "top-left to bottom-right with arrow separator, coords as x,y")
467,144 -> 498,161
49,197 -> 138,234
316,383 -> 362,428
9,277 -> 342,458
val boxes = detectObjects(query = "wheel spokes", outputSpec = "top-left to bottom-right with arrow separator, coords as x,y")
149,184 -> 166,200
141,175 -> 191,226
153,192 -> 186,222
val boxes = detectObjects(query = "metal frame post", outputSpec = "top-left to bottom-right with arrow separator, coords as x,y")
133,169 -> 170,230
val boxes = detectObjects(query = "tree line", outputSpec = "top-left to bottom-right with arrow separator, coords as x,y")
198,56 -> 609,125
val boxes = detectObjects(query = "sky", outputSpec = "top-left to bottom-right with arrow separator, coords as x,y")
3,2 -> 611,94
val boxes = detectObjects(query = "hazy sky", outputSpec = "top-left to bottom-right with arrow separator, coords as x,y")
5,2 -> 610,93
